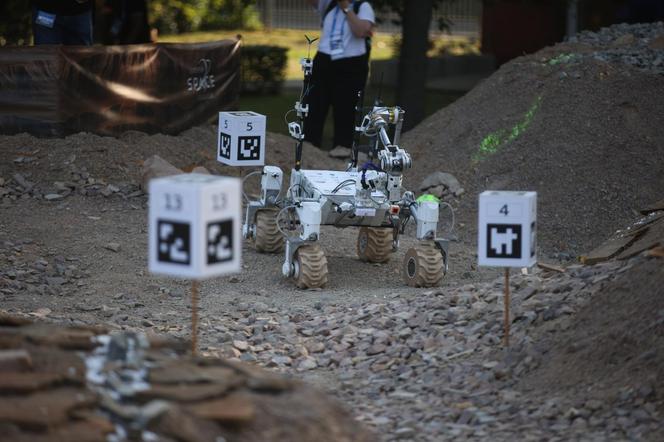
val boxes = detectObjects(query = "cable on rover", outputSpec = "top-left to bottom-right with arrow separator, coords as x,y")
438,200 -> 456,235
275,204 -> 298,238
331,179 -> 356,194
241,170 -> 263,203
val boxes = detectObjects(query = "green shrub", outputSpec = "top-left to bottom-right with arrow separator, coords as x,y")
0,0 -> 31,46
241,44 -> 288,94
201,0 -> 262,31
149,0 -> 262,35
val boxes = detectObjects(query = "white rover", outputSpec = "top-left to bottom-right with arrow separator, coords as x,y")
242,39 -> 450,289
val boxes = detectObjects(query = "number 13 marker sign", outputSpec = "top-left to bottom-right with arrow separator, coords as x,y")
149,173 -> 242,279
478,191 -> 537,268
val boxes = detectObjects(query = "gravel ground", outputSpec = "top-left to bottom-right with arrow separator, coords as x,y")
1,22 -> 663,442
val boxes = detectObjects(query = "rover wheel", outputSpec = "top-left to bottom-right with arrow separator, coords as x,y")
402,243 -> 445,288
357,227 -> 392,263
294,244 -> 328,289
254,209 -> 284,253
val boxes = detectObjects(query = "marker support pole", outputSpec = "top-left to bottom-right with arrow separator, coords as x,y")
503,268 -> 511,347
191,280 -> 199,356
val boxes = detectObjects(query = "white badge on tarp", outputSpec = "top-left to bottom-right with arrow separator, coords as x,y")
35,10 -> 56,28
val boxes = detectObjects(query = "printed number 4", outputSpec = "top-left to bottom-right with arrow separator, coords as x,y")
499,204 -> 509,216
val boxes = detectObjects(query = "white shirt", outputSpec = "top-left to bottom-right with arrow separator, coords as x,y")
317,0 -> 375,60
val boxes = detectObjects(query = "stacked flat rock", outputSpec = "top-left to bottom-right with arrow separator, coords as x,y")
0,315 -> 374,442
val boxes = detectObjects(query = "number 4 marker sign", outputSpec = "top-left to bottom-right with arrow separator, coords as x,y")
478,191 -> 537,268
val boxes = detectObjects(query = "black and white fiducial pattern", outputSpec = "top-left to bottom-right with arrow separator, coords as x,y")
157,220 -> 191,265
219,132 -> 231,159
487,223 -> 522,259
237,136 -> 261,161
207,219 -> 233,264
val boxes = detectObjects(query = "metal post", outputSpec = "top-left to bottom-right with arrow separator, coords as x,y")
566,0 -> 579,39
191,280 -> 199,356
265,0 -> 275,31
503,268 -> 510,347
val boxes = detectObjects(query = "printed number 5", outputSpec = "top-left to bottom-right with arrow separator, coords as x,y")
246,122 -> 253,131
499,204 -> 509,216
224,120 -> 228,129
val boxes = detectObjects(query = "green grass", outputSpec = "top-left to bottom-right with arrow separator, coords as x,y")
161,28 -> 471,146
160,28 -> 394,80
239,86 -> 464,149
160,28 -> 479,80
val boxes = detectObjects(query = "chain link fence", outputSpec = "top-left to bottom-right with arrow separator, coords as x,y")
255,0 -> 482,37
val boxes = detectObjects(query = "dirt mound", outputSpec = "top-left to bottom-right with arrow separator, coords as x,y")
516,256 -> 664,437
0,127 -> 342,192
403,22 -> 664,258
0,314 -> 374,442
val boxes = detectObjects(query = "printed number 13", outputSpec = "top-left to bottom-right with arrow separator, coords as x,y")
165,193 -> 182,211
212,193 -> 227,211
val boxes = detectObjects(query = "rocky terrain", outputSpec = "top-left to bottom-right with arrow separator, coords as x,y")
0,316 -> 373,442
0,22 -> 663,441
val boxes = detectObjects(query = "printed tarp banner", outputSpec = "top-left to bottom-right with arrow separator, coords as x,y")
0,40 -> 241,136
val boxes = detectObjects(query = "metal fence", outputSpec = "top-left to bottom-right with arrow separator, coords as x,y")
255,0 -> 482,37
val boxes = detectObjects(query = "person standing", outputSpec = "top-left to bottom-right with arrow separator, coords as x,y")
32,0 -> 93,45
304,0 -> 375,149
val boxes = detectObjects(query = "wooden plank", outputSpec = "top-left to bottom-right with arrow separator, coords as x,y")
625,212 -> 664,237
646,246 -> 664,258
640,198 -> 664,215
537,262 -> 565,273
616,221 -> 664,260
581,234 -> 639,265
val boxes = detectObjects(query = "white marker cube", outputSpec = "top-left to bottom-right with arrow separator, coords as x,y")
478,191 -> 537,268
217,111 -> 266,166
149,173 -> 242,279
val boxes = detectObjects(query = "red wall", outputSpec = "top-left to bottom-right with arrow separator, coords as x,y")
482,0 -> 567,66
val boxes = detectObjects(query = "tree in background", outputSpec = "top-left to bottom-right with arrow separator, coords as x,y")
0,0 -> 31,45
148,0 -> 261,35
371,0 -> 448,130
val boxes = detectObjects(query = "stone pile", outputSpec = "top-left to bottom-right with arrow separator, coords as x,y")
0,240 -> 88,300
205,256 -> 663,441
571,22 -> 664,75
0,315 -> 374,442
0,155 -> 143,205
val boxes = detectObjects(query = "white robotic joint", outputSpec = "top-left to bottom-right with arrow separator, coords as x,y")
288,122 -> 304,140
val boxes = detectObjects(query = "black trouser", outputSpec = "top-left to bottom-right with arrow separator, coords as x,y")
304,52 -> 369,149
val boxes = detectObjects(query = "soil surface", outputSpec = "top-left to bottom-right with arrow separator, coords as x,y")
1,22 -> 663,441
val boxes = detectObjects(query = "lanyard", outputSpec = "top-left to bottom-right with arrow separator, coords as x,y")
330,0 -> 353,39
